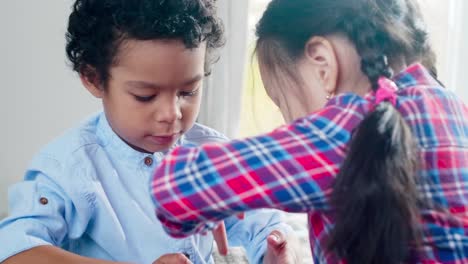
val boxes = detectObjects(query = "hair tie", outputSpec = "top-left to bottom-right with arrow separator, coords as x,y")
375,77 -> 398,106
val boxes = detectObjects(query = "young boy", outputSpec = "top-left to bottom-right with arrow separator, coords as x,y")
0,0 -> 298,263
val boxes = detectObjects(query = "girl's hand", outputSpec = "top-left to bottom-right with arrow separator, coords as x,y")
212,221 -> 229,256
211,213 -> 245,256
262,230 -> 301,264
152,253 -> 192,264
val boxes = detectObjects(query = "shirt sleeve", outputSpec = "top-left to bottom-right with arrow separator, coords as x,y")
151,103 -> 365,238
0,156 -> 94,262
224,209 -> 294,264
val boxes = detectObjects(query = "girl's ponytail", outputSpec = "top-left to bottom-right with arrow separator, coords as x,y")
327,54 -> 421,264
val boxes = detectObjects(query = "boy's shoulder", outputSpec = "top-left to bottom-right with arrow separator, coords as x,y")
183,123 -> 229,145
31,113 -> 104,168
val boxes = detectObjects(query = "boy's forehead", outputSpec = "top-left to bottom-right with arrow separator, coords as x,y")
116,39 -> 207,61
111,39 -> 207,79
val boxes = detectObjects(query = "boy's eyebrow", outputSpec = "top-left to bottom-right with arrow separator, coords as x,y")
182,74 -> 204,86
126,75 -> 204,89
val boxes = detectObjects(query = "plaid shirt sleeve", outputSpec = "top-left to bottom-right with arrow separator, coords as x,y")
151,94 -> 370,237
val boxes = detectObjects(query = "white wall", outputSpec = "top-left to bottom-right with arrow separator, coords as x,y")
0,1 -> 100,217
418,0 -> 468,102
448,0 -> 468,102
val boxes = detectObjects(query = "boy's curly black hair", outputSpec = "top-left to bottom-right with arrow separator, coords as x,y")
66,0 -> 225,86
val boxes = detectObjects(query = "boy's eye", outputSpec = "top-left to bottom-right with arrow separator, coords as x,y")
134,95 -> 156,102
179,89 -> 200,97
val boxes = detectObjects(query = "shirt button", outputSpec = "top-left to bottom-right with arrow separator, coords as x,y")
39,197 -> 48,205
144,156 -> 153,166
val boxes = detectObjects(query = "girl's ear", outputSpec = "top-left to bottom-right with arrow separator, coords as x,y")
303,36 -> 339,96
80,66 -> 104,98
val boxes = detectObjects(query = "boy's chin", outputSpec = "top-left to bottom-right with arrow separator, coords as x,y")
126,142 -> 170,154
139,144 -> 173,154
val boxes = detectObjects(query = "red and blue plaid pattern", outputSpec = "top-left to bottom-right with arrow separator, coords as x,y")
152,64 -> 468,263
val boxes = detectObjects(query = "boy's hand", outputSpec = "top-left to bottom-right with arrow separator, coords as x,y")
263,230 -> 301,264
153,253 -> 192,264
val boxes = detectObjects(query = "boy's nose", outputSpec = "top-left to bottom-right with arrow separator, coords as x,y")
154,98 -> 182,123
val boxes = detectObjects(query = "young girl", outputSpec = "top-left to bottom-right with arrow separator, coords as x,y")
0,0 -> 298,263
151,0 -> 468,263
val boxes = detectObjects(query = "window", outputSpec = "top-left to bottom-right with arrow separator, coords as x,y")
239,0 -> 466,138
238,0 -> 282,138
419,0 -> 460,89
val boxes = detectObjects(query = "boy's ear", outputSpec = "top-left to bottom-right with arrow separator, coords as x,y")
80,66 -> 104,98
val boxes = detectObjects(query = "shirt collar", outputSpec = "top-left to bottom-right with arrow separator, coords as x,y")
95,113 -> 185,166
325,63 -> 440,108
392,63 -> 441,89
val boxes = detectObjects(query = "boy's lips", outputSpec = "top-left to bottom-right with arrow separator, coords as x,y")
146,133 -> 180,145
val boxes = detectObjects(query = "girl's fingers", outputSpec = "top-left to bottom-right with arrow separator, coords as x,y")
212,222 -> 229,256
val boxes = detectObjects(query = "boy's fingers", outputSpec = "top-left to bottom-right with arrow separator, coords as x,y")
152,253 -> 192,264
212,222 -> 229,256
267,230 -> 287,253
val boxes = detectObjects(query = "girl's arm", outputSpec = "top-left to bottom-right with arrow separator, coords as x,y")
152,100 -> 367,237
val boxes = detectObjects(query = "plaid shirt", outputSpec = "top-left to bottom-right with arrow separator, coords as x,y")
152,64 -> 468,263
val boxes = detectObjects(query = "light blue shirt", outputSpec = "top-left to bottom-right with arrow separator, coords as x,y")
0,112 -> 292,264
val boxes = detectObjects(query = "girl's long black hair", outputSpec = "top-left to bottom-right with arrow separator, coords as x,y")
256,0 -> 428,263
